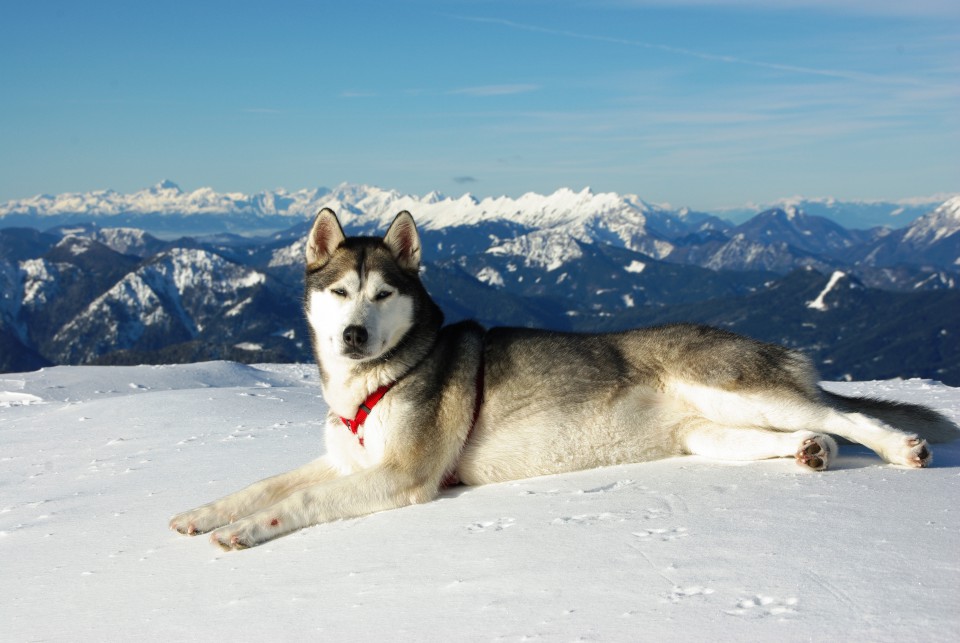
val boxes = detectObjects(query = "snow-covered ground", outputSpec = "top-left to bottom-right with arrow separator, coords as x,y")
2,362 -> 958,641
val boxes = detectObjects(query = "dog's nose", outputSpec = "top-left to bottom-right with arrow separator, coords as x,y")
343,325 -> 368,349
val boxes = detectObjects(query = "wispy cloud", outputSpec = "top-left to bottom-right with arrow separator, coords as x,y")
453,176 -> 479,184
604,1 -> 960,18
453,16 -> 933,87
449,84 -> 540,97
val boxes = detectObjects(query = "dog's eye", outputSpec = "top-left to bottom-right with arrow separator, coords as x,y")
374,290 -> 393,301
330,288 -> 347,297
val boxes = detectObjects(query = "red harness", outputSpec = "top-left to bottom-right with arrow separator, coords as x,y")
340,384 -> 393,447
338,356 -> 486,476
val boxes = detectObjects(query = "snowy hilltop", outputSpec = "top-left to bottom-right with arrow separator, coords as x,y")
1,362 -> 958,640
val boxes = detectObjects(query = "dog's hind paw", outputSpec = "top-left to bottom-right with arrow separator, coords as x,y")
795,434 -> 836,471
875,434 -> 933,468
907,437 -> 932,468
892,435 -> 932,468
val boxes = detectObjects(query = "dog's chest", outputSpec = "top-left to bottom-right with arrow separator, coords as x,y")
324,408 -> 390,472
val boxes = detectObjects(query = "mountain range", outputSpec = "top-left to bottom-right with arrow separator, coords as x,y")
0,183 -> 957,384
1,181 -> 952,234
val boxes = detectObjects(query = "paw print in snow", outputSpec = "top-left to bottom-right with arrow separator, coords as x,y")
726,595 -> 798,618
467,517 -> 515,533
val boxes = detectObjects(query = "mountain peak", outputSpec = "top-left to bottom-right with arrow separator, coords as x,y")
935,196 -> 960,220
902,196 -> 960,245
152,180 -> 182,193
761,206 -> 807,220
746,208 -> 816,231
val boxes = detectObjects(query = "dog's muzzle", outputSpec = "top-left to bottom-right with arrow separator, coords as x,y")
342,325 -> 369,358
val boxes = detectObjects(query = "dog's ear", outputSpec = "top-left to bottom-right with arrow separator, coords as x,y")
306,208 -> 346,266
384,211 -> 421,272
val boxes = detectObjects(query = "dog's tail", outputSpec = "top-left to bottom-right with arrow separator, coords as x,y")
821,389 -> 960,443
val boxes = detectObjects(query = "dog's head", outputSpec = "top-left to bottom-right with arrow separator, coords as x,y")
304,209 -> 423,363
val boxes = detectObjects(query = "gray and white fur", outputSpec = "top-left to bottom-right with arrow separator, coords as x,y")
170,209 -> 958,550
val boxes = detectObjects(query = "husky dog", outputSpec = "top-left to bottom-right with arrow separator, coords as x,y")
170,209 -> 958,550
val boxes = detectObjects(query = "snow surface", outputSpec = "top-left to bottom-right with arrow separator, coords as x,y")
2,362 -> 959,641
806,270 -> 846,311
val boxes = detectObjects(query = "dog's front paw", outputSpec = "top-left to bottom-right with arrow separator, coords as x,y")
210,515 -> 286,551
169,505 -> 233,536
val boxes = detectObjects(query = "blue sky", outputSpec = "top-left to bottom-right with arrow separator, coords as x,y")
1,0 -> 957,210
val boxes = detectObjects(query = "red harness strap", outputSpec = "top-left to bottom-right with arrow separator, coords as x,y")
338,354 -> 486,470
339,383 -> 394,447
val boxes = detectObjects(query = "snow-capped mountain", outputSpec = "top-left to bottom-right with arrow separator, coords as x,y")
2,182 -> 955,269
717,195 -> 955,228
0,181 -> 923,247
45,223 -> 166,257
730,207 -> 874,257
253,186 -> 682,273
0,180 -> 330,220
0,181 -> 662,238
903,196 -> 960,245
1,186 -> 958,381
669,233 -> 832,273
1,235 -> 301,369
0,181 -> 333,236
857,196 -> 960,268
662,207 -> 880,273
486,229 -> 585,272
46,248 -> 272,363
4,182 -> 949,232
